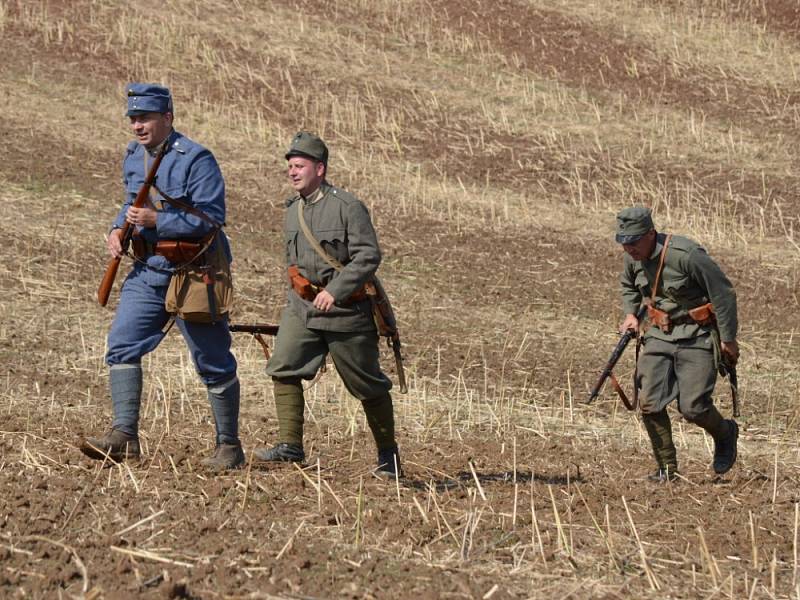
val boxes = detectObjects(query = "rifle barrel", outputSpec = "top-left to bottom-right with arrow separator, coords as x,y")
229,324 -> 280,336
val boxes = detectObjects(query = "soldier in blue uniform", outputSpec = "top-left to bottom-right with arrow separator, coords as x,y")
80,83 -> 244,470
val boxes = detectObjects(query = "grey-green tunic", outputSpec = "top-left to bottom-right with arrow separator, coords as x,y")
620,233 -> 738,417
284,182 -> 380,332
266,182 -> 391,398
621,233 -> 737,342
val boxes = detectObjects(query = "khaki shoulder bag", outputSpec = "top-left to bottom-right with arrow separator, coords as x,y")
158,191 -> 234,323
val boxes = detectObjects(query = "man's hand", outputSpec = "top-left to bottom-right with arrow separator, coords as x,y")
721,339 -> 739,365
106,228 -> 124,258
126,205 -> 158,229
619,313 -> 640,335
313,289 -> 336,312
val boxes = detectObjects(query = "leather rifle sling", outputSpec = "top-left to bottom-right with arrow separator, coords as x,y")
650,234 -> 672,306
629,234 -> 672,410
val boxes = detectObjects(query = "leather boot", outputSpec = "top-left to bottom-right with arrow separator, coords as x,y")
253,442 -> 305,464
691,407 -> 738,474
712,420 -> 738,474
647,467 -> 678,483
80,429 -> 140,462
376,445 -> 403,478
201,443 -> 245,471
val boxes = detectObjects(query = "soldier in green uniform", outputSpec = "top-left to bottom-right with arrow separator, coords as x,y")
616,207 -> 739,481
253,132 -> 401,477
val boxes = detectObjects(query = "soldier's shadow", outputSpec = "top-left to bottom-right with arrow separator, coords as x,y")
401,469 -> 581,492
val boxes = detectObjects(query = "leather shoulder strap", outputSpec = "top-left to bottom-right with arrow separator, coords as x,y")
650,233 -> 673,304
297,199 -> 345,272
153,184 -> 222,228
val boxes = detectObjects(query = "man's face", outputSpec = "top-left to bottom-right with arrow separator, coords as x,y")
129,112 -> 173,149
287,156 -> 325,197
622,229 -> 657,261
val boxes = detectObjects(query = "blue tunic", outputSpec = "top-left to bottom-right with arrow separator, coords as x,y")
106,129 -> 236,385
113,129 -> 231,286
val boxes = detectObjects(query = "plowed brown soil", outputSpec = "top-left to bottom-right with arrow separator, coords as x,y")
1,1 -> 799,599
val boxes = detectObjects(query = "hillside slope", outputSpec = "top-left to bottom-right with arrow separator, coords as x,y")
1,1 -> 799,598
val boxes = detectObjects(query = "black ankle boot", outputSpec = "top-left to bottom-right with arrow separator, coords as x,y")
713,420 -> 739,474
253,442 -> 305,463
376,446 -> 403,478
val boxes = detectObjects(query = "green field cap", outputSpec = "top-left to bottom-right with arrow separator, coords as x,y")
615,206 -> 654,243
285,131 -> 328,165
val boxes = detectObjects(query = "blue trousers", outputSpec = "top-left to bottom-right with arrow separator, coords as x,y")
106,267 -> 237,385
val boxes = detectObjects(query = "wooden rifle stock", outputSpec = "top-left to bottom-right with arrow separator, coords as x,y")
365,279 -> 408,393
97,140 -> 169,306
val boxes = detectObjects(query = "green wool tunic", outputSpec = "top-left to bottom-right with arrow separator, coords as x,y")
620,233 -> 738,417
266,181 -> 392,399
621,233 -> 738,343
283,182 -> 380,332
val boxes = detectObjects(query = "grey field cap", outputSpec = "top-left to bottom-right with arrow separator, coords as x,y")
285,131 -> 329,165
615,206 -> 655,244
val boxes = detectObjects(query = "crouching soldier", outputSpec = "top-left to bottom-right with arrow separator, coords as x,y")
616,207 -> 739,481
81,83 -> 243,470
254,132 -> 401,477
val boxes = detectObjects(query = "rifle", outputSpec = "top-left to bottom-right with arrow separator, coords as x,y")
229,322 -> 329,390
719,360 -> 740,418
229,323 -> 279,360
97,139 -> 169,306
365,279 -> 408,394
585,304 -> 647,409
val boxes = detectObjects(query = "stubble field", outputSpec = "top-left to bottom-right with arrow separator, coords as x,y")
1,0 -> 800,598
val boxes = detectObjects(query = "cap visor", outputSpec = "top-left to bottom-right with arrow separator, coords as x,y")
616,233 -> 644,244
285,150 -> 319,161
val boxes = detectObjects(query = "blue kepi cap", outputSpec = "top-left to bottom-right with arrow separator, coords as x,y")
126,83 -> 173,116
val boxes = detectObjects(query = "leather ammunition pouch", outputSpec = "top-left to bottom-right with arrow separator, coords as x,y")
647,306 -> 672,332
131,235 -> 204,265
287,265 -> 367,304
647,302 -> 716,333
288,265 -> 318,301
687,302 -> 716,326
153,240 -> 203,264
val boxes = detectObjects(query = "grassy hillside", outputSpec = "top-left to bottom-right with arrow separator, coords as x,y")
1,1 -> 799,598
